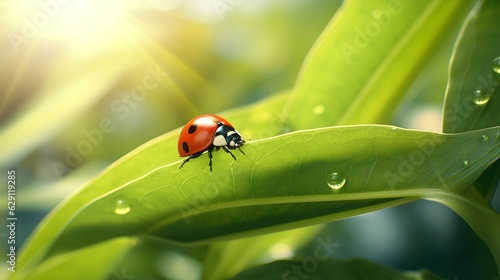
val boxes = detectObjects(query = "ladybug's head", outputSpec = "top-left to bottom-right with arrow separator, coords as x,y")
214,124 -> 245,149
226,131 -> 245,148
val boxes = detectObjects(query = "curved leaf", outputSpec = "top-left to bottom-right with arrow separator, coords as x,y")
423,190 -> 500,272
443,0 -> 500,133
15,125 -> 500,278
442,0 -> 500,204
287,0 -> 472,129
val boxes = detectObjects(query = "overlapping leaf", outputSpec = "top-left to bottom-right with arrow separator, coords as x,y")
443,0 -> 500,202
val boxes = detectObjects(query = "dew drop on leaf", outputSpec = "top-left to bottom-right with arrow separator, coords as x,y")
492,57 -> 500,74
482,135 -> 489,141
114,199 -> 131,215
327,172 -> 346,190
473,89 -> 490,105
463,160 -> 470,167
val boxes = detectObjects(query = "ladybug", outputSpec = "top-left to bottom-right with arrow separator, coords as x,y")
178,114 -> 245,171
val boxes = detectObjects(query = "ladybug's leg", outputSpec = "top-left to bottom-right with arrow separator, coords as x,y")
207,146 -> 215,171
179,156 -> 192,169
179,151 -> 203,170
222,146 -> 237,161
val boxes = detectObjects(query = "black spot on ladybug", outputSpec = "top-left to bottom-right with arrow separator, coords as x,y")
182,142 -> 189,153
188,124 -> 197,134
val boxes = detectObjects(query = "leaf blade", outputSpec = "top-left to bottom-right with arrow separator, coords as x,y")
443,0 -> 500,133
18,125 -> 499,276
442,0 -> 500,204
287,0 -> 473,128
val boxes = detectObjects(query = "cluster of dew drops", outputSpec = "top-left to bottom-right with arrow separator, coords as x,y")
465,57 -> 500,166
474,57 -> 500,105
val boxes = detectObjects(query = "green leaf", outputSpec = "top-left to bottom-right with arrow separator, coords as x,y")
442,0 -> 500,203
11,237 -> 136,280
439,1 -> 500,272
15,125 -> 500,277
443,0 -> 500,133
232,259 -> 442,280
287,0 -> 473,129
422,190 -> 500,272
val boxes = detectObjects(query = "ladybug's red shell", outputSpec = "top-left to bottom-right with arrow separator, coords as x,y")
178,114 -> 233,157
178,114 -> 245,171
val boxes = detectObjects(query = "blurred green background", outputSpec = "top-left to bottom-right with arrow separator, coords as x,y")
0,0 -> 498,279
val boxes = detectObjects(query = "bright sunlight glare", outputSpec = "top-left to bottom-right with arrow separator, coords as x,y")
53,1 -> 127,36
6,0 -> 148,52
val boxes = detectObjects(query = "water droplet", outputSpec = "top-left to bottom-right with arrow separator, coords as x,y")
473,89 -> 490,105
114,199 -> 130,215
313,104 -> 325,115
327,172 -> 346,190
492,57 -> 500,74
391,127 -> 398,132
463,160 -> 470,167
482,135 -> 489,141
